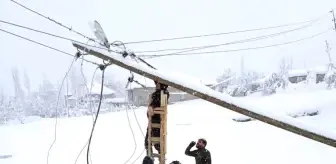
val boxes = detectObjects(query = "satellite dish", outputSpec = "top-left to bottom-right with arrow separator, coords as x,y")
89,20 -> 110,49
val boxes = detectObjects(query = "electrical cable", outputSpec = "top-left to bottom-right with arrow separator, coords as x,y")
8,0 -> 331,50
123,87 -> 138,164
135,20 -> 321,54
46,55 -> 79,164
129,76 -> 149,164
122,13 -> 327,45
0,28 -> 99,65
86,64 -> 107,164
0,19 -> 118,53
111,80 -> 146,164
140,28 -> 332,59
9,0 -> 95,42
0,20 -> 78,42
73,59 -> 99,164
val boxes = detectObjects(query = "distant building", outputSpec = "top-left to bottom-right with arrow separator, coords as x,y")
126,73 -> 216,106
64,81 -> 117,107
287,69 -> 308,83
83,82 -> 116,102
308,66 -> 328,83
287,66 -> 328,84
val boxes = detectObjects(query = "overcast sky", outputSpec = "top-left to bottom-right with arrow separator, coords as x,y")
1,0 -> 336,96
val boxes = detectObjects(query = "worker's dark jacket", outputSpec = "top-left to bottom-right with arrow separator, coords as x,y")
144,89 -> 169,152
148,89 -> 169,123
185,145 -> 212,164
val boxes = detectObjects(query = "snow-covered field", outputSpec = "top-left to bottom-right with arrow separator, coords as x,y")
1,86 -> 336,164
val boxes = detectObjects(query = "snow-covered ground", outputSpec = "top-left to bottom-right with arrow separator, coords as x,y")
1,86 -> 336,164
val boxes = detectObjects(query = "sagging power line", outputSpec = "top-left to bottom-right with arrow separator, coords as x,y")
0,28 -> 99,66
122,12 -> 328,45
47,55 -> 79,164
9,0 -> 95,42
139,28 -> 332,59
0,19 -> 118,52
135,18 -> 324,54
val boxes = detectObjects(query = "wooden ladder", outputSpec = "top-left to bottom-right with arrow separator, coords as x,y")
147,90 -> 168,164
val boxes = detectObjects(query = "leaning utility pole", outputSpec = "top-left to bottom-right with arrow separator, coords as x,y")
72,41 -> 336,149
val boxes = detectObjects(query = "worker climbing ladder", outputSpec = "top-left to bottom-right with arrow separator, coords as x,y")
147,90 -> 168,164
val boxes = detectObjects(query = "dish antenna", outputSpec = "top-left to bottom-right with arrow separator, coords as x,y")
89,20 -> 110,49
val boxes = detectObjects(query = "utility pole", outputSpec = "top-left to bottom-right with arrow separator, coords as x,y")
72,41 -> 336,148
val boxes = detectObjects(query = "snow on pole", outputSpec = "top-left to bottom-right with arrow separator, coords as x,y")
72,41 -> 336,148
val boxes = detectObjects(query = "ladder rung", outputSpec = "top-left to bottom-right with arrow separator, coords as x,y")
151,123 -> 161,128
151,137 -> 161,143
153,110 -> 164,114
152,153 -> 160,158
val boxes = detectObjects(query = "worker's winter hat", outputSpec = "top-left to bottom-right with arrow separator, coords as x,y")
142,156 -> 153,164
199,138 -> 207,146
170,161 -> 181,164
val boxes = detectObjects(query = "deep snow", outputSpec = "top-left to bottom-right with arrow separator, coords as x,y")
1,86 -> 336,164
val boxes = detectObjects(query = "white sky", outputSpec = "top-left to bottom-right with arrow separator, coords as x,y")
1,0 -> 336,96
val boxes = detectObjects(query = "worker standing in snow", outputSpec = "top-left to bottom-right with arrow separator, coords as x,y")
144,80 -> 169,155
185,138 -> 212,164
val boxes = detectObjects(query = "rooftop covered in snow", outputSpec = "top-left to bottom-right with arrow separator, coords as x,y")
86,82 -> 116,95
126,72 -> 217,90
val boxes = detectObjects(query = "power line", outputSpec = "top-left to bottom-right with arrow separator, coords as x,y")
134,19 -> 322,54
0,19 -> 117,52
123,13 -> 327,45
0,28 -> 99,65
9,0 -> 95,42
86,64 -> 108,164
110,82 -> 146,164
140,28 -> 332,59
0,20 -> 77,42
73,61 -> 98,164
123,91 -> 138,164
47,56 -> 78,164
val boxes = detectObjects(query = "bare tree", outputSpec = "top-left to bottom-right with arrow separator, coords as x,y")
23,69 -> 31,96
324,40 -> 336,88
279,56 -> 291,76
11,67 -> 24,102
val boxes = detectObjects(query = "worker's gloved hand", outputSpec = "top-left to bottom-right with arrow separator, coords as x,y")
147,107 -> 154,116
188,141 -> 196,147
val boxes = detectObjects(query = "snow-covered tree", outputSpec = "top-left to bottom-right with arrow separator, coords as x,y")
23,69 -> 31,96
0,88 -> 5,124
324,40 -> 336,89
324,63 -> 336,89
37,74 -> 58,117
11,67 -> 25,102
215,69 -> 236,93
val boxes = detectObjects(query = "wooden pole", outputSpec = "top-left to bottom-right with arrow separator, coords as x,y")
72,42 -> 336,148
